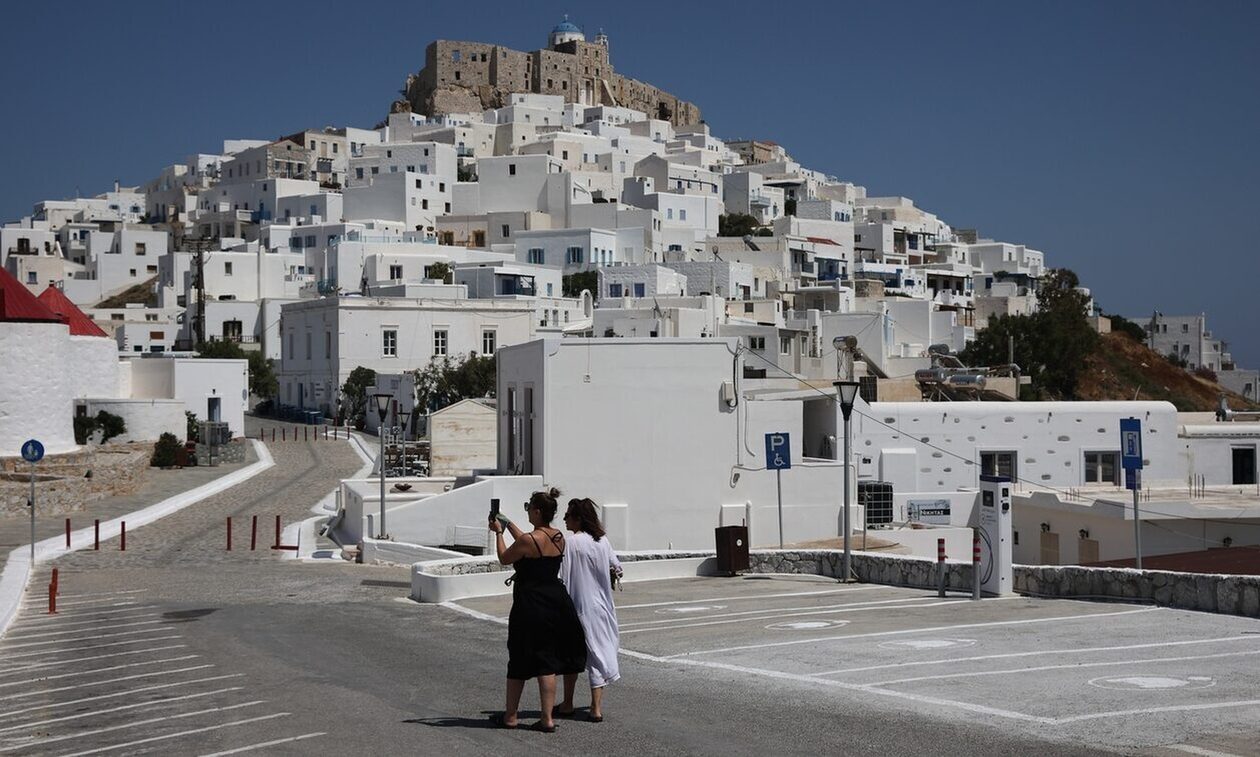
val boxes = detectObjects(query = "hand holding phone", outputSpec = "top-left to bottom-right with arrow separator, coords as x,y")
489,498 -> 500,520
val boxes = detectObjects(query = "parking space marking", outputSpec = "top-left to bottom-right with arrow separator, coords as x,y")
665,606 -> 1158,658
0,627 -> 169,650
0,673 -> 245,721
1165,745 -> 1247,757
1055,699 -> 1260,724
3,619 -> 162,640
197,732 -> 327,756
865,648 -> 1260,687
615,586 -> 877,610
621,595 -> 959,627
56,712 -> 292,757
0,687 -> 243,735
50,590 -> 148,601
439,601 -> 506,625
2,644 -> 188,675
621,597 -> 974,634
0,656 -> 201,694
0,700 -> 269,754
0,664 -> 215,702
1,635 -> 184,662
8,606 -> 160,627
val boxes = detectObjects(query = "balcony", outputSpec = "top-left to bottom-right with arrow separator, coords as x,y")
456,146 -> 475,158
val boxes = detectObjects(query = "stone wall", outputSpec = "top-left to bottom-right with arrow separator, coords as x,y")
0,447 -> 149,517
745,549 -> 975,592
1016,564 -> 1260,618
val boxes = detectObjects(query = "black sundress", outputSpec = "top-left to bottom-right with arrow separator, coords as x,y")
506,531 -> 588,680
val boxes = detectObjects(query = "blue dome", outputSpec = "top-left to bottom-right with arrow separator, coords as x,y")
552,20 -> 582,34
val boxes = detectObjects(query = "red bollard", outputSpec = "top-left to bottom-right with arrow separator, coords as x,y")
972,531 -> 982,601
226,517 -> 233,551
120,521 -> 126,551
282,428 -> 286,442
94,519 -> 100,551
937,538 -> 946,597
250,515 -> 258,551
324,425 -> 328,440
304,426 -> 308,442
65,518 -> 71,548
271,428 -> 275,443
48,568 -> 58,614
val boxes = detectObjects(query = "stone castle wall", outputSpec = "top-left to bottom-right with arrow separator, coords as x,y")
400,39 -> 701,127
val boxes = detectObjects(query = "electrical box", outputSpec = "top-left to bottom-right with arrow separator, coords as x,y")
978,475 -> 1013,596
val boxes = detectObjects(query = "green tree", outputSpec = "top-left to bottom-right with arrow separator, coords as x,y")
563,271 -> 598,298
73,410 -> 127,444
718,213 -> 760,237
341,366 -> 377,428
413,352 -> 496,412
150,432 -> 181,467
1106,313 -> 1147,343
960,268 -> 1098,399
424,261 -> 453,283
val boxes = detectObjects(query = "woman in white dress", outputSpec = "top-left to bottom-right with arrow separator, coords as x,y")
555,497 -> 622,722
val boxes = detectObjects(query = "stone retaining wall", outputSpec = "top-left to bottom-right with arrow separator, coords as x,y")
746,550 -> 975,592
0,448 -> 149,516
1016,564 -> 1260,618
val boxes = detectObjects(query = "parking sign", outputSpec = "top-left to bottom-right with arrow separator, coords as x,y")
1120,418 -> 1142,471
765,432 -> 791,471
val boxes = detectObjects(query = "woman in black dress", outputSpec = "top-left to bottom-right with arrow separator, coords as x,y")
489,487 -> 587,732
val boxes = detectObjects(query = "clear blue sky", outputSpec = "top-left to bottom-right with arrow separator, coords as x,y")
3,1 -> 1257,365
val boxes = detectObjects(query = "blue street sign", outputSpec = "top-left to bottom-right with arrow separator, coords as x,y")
1120,418 -> 1143,471
20,439 -> 44,464
765,432 -> 791,471
1125,468 -> 1141,491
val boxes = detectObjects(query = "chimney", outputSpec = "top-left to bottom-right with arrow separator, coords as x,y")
113,179 -> 120,193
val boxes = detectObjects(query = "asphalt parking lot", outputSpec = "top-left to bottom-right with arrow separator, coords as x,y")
456,575 -> 1260,755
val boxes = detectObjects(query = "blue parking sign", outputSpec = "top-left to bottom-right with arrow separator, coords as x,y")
1120,418 -> 1142,471
765,432 -> 791,471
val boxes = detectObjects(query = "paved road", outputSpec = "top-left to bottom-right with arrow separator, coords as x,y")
2,421 -> 1248,755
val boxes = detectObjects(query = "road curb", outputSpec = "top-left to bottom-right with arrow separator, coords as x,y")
0,439 -> 275,640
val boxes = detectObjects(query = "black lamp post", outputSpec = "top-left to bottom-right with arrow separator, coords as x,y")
834,380 -> 861,582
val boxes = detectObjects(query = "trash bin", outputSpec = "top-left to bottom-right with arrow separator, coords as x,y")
714,525 -> 750,576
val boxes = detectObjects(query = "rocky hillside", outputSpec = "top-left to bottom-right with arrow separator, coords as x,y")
1076,332 -> 1258,411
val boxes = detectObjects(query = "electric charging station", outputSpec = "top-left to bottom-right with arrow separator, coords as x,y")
977,474 -> 1013,596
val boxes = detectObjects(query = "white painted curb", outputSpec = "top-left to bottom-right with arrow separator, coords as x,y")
0,439 -> 275,639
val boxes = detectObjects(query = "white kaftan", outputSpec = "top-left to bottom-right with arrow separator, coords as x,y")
559,532 -> 622,687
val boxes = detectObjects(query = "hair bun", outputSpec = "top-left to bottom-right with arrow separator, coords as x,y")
548,486 -> 561,499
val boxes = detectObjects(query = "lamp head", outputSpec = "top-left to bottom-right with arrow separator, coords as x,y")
373,393 -> 391,421
833,380 -> 861,419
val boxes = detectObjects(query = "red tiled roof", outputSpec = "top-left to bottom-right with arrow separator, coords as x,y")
37,285 -> 109,337
805,236 -> 840,246
0,266 -> 61,323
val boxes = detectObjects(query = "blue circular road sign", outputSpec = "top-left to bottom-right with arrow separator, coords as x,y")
20,439 -> 44,463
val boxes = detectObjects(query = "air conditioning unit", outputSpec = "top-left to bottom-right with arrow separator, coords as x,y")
858,481 -> 894,526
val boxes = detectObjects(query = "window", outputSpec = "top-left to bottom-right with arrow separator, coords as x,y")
422,199 -> 429,210
780,336 -> 792,354
566,246 -> 584,265
1182,323 -> 1189,333
528,248 -> 545,264
356,168 -> 364,180
389,264 -> 403,280
749,336 -> 765,350
980,451 -> 1017,480
433,329 -> 448,356
482,329 -> 497,355
135,242 -> 146,255
679,209 -> 687,221
508,163 -> 517,176
546,283 -> 553,296
26,271 -> 36,284
744,302 -> 755,314
633,283 -> 645,297
305,235 -> 316,247
224,261 -> 233,276
382,328 -> 398,357
129,268 -> 136,277
1084,452 -> 1119,485
667,208 -> 674,220
439,182 -> 445,192
608,283 -> 622,297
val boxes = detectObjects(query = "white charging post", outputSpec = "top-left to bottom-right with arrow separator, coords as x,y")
977,474 -> 1013,596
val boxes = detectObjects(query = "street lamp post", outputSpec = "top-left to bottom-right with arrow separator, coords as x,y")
373,393 -> 391,539
397,408 -> 412,478
834,381 -> 861,582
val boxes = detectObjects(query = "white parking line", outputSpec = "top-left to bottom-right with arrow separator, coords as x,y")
198,732 -> 326,756
1,614 -> 159,639
50,590 -> 148,601
0,627 -> 167,650
0,655 -> 200,692
665,606 -> 1159,658
1,635 -> 183,662
10,605 -> 157,625
0,700 -> 268,753
621,597 -> 973,634
0,674 -> 245,721
56,712 -> 291,757
866,648 -> 1260,687
41,595 -> 146,608
440,602 -> 507,625
615,586 -> 879,610
2,619 -> 162,640
1056,699 -> 1260,724
1165,745 -> 1248,757
1,645 -> 187,675
0,687 -> 243,735
0,664 -> 215,702
815,635 -> 1260,677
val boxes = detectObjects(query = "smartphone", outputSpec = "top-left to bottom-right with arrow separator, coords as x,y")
489,498 -> 500,520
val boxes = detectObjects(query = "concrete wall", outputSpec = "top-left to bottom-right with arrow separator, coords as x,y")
0,322 -> 77,454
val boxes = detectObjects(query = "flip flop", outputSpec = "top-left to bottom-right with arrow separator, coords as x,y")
530,721 -> 557,733
491,713 -> 518,729
552,706 -> 577,719
588,714 -> 604,723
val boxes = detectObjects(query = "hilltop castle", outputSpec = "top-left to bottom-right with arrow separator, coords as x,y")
394,19 -> 701,126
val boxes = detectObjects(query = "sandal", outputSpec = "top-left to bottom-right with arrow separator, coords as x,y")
530,721 -> 557,733
552,706 -> 576,719
491,713 -> 518,729
588,714 -> 604,723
